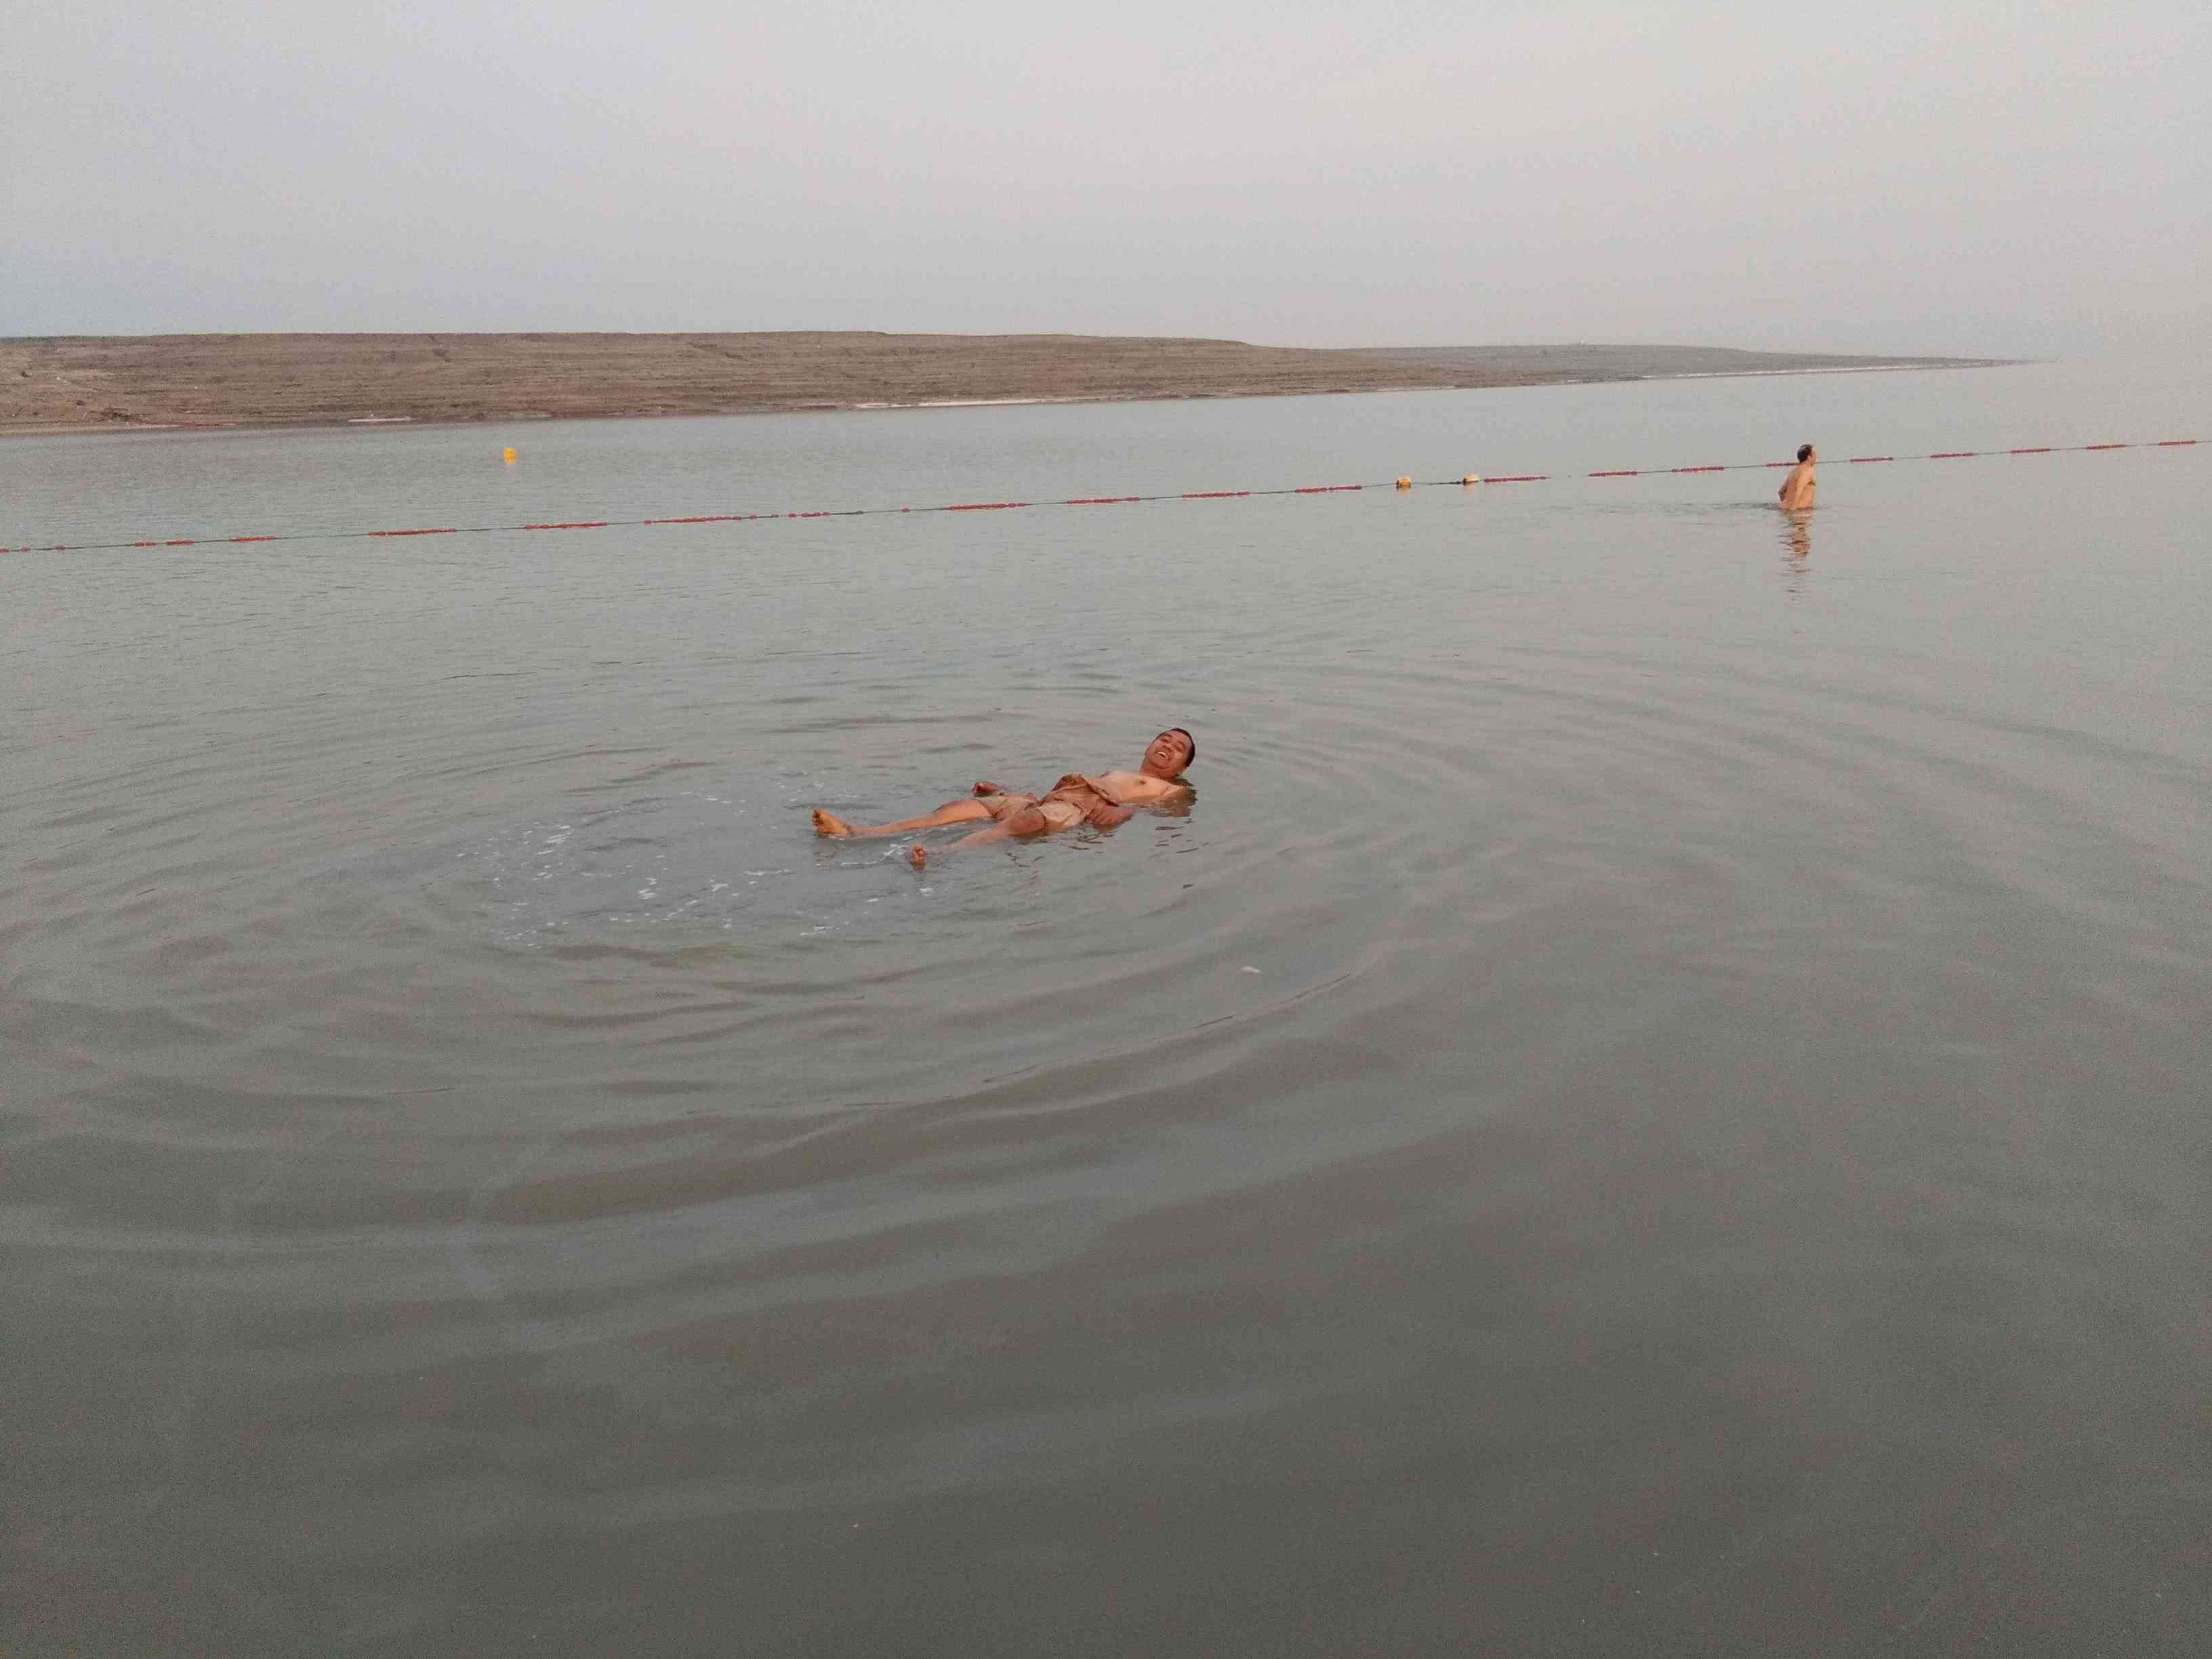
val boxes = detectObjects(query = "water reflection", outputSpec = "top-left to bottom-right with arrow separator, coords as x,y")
1780,506 -> 1812,592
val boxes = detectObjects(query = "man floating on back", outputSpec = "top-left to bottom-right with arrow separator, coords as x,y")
813,728 -> 1196,867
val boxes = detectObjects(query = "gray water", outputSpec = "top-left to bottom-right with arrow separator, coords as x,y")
5,357 -> 2209,1655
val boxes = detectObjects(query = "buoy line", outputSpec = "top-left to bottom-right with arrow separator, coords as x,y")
3,438 -> 2196,556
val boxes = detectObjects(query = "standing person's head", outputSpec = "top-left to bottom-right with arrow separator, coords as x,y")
1141,728 -> 1196,778
1797,443 -> 1815,462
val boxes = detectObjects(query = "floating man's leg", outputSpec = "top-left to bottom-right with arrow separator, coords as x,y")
911,802 -> 1073,867
813,798 -> 1004,838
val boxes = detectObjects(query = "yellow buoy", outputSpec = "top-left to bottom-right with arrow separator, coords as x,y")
502,446 -> 516,464
1462,474 -> 1481,485
1395,475 -> 1412,490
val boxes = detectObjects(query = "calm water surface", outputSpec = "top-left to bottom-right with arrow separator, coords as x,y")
5,358 -> 2209,1654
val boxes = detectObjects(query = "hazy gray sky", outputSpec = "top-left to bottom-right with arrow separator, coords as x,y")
9,1 -> 2206,354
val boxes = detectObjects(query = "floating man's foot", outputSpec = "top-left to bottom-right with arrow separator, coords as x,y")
812,808 -> 853,838
909,844 -> 928,870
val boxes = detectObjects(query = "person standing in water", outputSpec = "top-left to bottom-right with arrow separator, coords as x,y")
1778,443 -> 1818,510
812,727 -> 1196,867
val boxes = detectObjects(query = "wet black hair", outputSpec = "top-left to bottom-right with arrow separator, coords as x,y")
1168,727 -> 1195,768
1797,443 -> 1814,462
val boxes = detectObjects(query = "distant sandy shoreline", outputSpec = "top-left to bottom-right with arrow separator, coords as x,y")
0,332 -> 2000,438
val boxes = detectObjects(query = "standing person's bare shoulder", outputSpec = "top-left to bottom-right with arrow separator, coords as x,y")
1779,441 -> 1818,509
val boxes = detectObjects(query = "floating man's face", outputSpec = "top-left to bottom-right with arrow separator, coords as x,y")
1142,730 -> 1194,777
